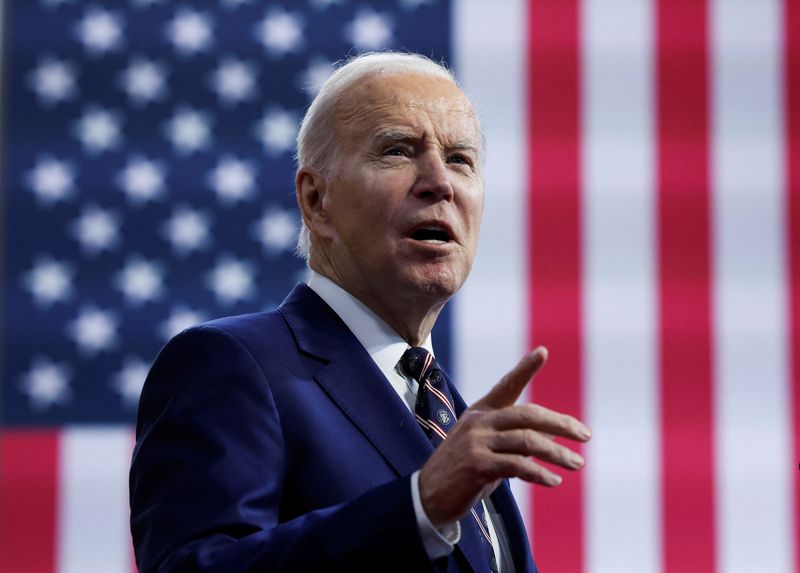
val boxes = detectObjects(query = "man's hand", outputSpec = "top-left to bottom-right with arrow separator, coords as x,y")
418,347 -> 591,527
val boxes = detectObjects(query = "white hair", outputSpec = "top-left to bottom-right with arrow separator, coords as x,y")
294,52 -> 467,260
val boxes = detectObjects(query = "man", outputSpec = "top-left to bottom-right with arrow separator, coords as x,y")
130,52 -> 591,573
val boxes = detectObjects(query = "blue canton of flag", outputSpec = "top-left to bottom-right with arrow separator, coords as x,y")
1,0 -> 451,427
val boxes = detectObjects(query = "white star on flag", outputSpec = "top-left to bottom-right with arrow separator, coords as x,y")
210,58 -> 257,106
208,156 -> 256,204
75,8 -> 124,56
346,9 -> 393,51
207,257 -> 256,305
115,257 -> 165,305
164,106 -> 213,154
251,209 -> 298,254
111,356 -> 150,408
28,57 -> 77,106
159,306 -> 207,340
119,58 -> 168,106
255,9 -> 304,56
73,106 -> 124,154
23,257 -> 75,307
71,205 -> 121,255
68,307 -> 119,355
117,157 -> 167,205
162,206 -> 212,255
26,156 -> 76,205
19,356 -> 72,410
254,108 -> 298,155
166,8 -> 213,56
298,58 -> 334,97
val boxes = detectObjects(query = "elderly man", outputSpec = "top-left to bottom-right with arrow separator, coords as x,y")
130,52 -> 590,573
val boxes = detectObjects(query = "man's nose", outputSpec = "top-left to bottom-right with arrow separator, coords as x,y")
412,153 -> 454,201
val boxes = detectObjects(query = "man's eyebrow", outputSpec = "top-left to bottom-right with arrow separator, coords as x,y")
373,130 -> 417,144
448,141 -> 480,155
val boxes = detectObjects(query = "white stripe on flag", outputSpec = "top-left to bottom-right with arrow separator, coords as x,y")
57,428 -> 133,573
582,1 -> 661,572
711,0 -> 795,570
452,0 -> 529,526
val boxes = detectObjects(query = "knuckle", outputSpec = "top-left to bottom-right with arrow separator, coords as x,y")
464,432 -> 485,458
521,430 -> 539,452
527,403 -> 543,417
493,456 -> 519,479
460,409 -> 485,429
474,456 -> 496,482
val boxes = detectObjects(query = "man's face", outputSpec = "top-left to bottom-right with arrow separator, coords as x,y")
319,72 -> 484,308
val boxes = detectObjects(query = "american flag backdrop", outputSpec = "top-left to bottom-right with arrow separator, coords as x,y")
0,0 -> 797,572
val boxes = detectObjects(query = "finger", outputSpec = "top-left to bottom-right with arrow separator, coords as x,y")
475,347 -> 548,410
490,403 -> 592,442
486,452 -> 563,487
488,429 -> 584,470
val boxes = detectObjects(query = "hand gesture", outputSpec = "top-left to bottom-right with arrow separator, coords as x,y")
418,347 -> 591,527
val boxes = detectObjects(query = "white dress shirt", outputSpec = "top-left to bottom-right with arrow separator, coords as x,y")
307,272 -> 502,567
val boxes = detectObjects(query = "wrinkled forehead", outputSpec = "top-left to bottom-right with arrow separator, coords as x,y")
335,73 -> 482,150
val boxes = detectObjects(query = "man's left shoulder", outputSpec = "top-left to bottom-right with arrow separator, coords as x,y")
200,307 -> 291,352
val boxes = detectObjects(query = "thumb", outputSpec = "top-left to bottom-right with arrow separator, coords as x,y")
474,347 -> 548,410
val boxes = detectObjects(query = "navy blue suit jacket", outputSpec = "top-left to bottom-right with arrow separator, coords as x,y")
130,284 -> 537,572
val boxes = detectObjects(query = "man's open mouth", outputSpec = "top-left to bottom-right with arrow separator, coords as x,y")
409,226 -> 453,244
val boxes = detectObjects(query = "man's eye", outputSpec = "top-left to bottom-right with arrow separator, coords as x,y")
384,147 -> 408,157
448,153 -> 472,166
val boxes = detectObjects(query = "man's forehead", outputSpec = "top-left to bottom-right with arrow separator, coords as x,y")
335,73 -> 480,141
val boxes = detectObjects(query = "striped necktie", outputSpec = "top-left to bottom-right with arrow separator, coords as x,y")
400,347 -> 499,573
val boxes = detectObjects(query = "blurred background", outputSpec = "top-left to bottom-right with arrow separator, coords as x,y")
0,1 -> 797,572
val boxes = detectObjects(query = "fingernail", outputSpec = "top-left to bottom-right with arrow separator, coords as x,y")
548,473 -> 562,486
570,452 -> 584,468
579,426 -> 592,440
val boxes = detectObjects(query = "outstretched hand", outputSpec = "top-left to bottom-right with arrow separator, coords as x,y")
418,347 -> 591,527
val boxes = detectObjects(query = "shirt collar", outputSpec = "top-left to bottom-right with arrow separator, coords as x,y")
306,271 -> 434,379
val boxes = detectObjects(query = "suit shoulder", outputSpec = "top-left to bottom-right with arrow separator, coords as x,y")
196,308 -> 295,356
154,308 -> 293,366
201,308 -> 287,336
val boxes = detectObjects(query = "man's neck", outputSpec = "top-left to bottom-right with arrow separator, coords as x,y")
309,265 -> 443,347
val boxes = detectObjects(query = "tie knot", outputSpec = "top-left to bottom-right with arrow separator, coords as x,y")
400,347 -> 440,385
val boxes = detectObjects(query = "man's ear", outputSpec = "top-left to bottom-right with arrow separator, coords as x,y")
296,167 -> 334,239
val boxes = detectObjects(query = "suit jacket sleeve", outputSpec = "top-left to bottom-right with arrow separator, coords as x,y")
129,325 -> 432,573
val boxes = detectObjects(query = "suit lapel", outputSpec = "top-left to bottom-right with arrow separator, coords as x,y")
279,284 -> 433,478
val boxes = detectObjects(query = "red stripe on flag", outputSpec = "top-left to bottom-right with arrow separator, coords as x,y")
657,1 -> 716,571
0,431 -> 59,573
527,1 -> 584,571
785,0 -> 800,570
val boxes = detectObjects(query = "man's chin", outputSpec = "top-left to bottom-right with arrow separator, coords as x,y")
401,266 -> 467,302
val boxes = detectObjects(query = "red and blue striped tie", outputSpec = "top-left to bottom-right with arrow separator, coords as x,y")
401,347 -> 499,573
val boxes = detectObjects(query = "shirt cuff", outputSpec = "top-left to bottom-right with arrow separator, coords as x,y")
410,470 -> 460,559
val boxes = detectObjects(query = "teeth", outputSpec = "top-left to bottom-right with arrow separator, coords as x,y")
421,239 -> 447,244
